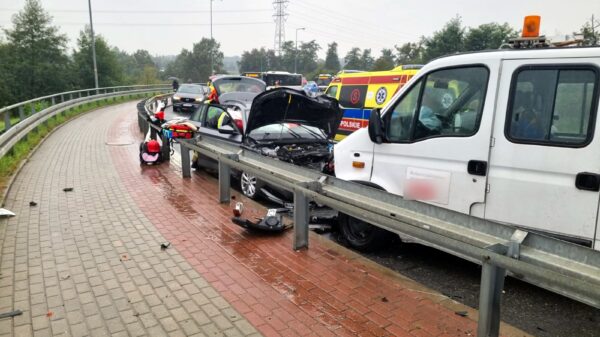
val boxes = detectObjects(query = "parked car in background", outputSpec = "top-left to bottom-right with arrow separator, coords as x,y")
172,84 -> 208,112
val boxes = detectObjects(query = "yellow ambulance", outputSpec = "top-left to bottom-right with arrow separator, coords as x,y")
325,65 -> 422,140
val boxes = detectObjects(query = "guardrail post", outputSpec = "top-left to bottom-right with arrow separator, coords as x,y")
30,103 -> 35,115
69,93 -> 73,101
51,96 -> 55,106
293,189 -> 310,250
477,245 -> 507,337
180,142 -> 191,178
160,132 -> 170,161
4,111 -> 11,131
18,106 -> 24,121
218,160 -> 231,203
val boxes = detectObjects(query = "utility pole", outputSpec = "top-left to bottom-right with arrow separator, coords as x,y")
210,0 -> 213,76
294,27 -> 305,74
87,0 -> 99,93
273,0 -> 288,55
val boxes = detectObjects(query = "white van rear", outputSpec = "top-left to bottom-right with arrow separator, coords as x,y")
334,47 -> 600,251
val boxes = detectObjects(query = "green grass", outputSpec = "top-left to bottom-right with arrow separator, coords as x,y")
0,93 -> 157,198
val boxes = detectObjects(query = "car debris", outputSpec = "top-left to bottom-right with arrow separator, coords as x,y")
232,208 -> 291,233
0,310 -> 22,319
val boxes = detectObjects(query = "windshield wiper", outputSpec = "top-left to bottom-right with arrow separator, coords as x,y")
297,124 -> 327,140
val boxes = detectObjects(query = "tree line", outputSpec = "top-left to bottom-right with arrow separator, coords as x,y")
0,0 -> 167,107
239,16 -> 600,79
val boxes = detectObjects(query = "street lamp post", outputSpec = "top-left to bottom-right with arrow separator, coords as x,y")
294,27 -> 305,74
87,0 -> 99,93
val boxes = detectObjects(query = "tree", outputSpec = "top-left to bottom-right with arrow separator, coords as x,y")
0,41 -> 14,106
464,23 -> 517,51
422,16 -> 465,62
580,21 -> 600,46
324,42 -> 340,73
165,38 -> 224,82
296,40 -> 320,75
238,48 -> 269,73
133,49 -> 155,69
360,49 -> 375,71
372,48 -> 395,71
3,0 -> 70,101
344,47 -> 362,70
72,28 -> 123,88
395,42 -> 424,65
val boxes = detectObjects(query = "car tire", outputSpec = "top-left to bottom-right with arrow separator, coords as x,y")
338,212 -> 393,252
240,171 -> 264,200
173,106 -> 179,113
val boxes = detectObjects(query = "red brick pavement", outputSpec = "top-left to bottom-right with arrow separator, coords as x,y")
108,106 -> 528,337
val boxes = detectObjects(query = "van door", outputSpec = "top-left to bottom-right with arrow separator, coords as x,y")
370,63 -> 497,214
485,59 -> 600,245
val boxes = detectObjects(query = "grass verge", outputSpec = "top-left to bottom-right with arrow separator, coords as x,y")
0,93 -> 156,202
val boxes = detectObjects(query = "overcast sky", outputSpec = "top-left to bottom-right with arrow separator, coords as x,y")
1,0 -> 599,59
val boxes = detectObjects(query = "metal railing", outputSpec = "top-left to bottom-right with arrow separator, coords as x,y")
0,84 -> 170,158
139,95 -> 600,337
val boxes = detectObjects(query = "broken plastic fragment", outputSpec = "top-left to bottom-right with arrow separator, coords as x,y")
0,209 -> 15,217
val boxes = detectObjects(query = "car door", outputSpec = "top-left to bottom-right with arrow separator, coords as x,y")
370,63 -> 497,215
485,59 -> 600,245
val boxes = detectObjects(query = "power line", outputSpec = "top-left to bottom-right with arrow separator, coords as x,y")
0,8 -> 272,14
0,21 -> 273,27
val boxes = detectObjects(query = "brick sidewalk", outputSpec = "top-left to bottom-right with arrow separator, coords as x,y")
0,104 -> 260,337
0,102 -> 530,337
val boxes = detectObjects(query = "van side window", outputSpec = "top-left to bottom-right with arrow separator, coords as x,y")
386,66 -> 489,142
507,67 -> 598,146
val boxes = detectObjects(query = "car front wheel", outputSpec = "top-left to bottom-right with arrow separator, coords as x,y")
240,171 -> 264,199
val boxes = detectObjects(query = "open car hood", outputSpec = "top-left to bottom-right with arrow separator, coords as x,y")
244,88 -> 342,139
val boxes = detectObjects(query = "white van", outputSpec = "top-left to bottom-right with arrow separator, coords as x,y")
334,46 -> 600,251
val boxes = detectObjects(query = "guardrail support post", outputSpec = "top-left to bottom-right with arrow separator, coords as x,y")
180,143 -> 191,178
218,161 -> 231,203
30,103 -> 35,115
18,106 -> 24,121
51,96 -> 55,105
477,246 -> 507,337
4,112 -> 11,131
293,189 -> 309,250
160,132 -> 170,162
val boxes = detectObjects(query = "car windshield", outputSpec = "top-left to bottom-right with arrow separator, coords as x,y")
316,77 -> 332,86
263,74 -> 302,86
214,78 -> 266,95
248,123 -> 328,142
178,85 -> 204,95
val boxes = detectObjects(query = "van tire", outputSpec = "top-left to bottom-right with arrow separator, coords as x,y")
338,212 -> 392,252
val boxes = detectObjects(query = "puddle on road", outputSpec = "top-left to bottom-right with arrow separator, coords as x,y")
139,165 -> 198,217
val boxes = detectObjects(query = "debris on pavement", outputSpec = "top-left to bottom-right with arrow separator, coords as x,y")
29,201 -> 37,207
455,310 -> 469,317
61,274 -> 70,280
160,242 -> 171,250
46,310 -> 53,318
0,209 -> 15,217
0,310 -> 22,319
381,297 -> 389,303
231,208 -> 291,233
63,187 -> 74,192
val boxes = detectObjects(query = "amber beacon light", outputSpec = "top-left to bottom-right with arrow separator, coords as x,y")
522,15 -> 541,38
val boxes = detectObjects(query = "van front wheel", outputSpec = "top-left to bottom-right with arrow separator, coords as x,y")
338,213 -> 392,252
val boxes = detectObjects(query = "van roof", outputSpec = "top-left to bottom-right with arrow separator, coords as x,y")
427,46 -> 600,67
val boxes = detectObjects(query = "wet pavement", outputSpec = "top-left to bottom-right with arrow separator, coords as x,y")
0,101 -> 533,337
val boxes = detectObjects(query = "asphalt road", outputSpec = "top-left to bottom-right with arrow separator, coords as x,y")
160,103 -> 600,337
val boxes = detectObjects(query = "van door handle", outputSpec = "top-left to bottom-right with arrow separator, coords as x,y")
467,160 -> 487,176
575,172 -> 600,191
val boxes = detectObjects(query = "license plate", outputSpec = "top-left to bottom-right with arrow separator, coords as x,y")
183,103 -> 192,107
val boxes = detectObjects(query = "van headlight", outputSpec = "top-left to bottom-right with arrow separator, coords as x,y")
173,96 -> 181,101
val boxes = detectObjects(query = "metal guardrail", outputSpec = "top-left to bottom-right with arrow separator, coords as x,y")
0,85 -> 170,158
140,95 -> 600,337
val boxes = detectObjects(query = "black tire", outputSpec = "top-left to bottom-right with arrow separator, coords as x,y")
239,171 -> 264,200
338,212 -> 393,252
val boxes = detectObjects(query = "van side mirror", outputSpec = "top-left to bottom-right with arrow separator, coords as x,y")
368,108 -> 384,144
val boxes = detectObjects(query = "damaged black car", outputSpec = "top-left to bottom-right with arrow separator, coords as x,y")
193,87 -> 342,203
